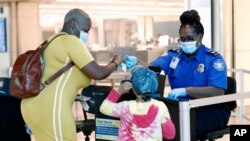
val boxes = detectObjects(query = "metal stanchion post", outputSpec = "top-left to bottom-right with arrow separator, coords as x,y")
179,101 -> 191,141
239,69 -> 244,123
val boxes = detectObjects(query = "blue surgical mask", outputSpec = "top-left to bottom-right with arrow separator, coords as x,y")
74,22 -> 89,44
80,31 -> 89,44
180,41 -> 198,54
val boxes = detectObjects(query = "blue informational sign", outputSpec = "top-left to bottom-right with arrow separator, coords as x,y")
0,18 -> 7,52
93,90 -> 120,141
95,118 -> 119,141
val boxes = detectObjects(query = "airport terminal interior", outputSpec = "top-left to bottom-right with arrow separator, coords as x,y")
1,0 -> 250,141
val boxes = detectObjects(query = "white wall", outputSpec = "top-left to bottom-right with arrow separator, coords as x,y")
234,0 -> 250,92
17,2 -> 40,54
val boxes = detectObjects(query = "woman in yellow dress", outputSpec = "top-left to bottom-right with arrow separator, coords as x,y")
21,8 -> 123,141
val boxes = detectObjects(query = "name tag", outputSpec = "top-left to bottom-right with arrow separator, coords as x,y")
169,57 -> 179,69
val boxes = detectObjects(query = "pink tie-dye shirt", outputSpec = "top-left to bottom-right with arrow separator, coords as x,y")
100,89 -> 176,141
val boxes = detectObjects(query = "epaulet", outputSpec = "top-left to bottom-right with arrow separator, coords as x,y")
168,48 -> 180,53
207,49 -> 219,56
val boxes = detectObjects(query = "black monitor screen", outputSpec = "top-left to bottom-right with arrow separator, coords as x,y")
0,18 -> 7,52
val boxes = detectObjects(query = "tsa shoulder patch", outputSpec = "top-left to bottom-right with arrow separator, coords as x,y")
213,59 -> 225,71
230,125 -> 250,141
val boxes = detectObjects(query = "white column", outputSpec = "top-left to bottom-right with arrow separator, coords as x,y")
17,2 -> 40,53
212,0 -> 224,54
118,19 -> 126,46
145,16 -> 153,42
97,18 -> 104,47
137,16 -> 145,44
10,2 -> 17,64
179,101 -> 191,141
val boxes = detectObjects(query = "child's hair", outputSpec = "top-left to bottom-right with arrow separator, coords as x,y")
130,65 -> 158,95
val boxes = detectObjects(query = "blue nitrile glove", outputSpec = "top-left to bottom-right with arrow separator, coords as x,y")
125,55 -> 138,69
121,63 -> 127,72
167,88 -> 187,101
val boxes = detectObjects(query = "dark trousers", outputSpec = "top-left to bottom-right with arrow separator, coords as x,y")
0,96 -> 31,141
195,104 -> 231,138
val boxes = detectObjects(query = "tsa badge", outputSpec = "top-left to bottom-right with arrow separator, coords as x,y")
213,59 -> 225,71
197,64 -> 205,73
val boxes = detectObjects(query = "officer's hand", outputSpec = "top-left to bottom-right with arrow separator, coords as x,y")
125,55 -> 137,69
167,88 -> 187,100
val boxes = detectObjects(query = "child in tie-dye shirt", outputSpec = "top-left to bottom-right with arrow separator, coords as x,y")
100,65 -> 175,141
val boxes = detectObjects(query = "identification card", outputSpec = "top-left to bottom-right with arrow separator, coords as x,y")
169,57 -> 179,69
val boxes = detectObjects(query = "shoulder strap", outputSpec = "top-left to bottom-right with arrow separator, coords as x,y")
44,61 -> 74,85
40,32 -> 67,49
41,32 -> 74,85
